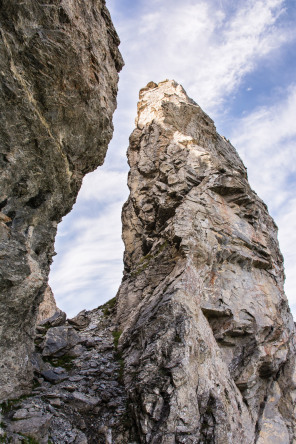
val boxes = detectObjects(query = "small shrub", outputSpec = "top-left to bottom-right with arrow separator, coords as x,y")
112,330 -> 122,350
0,433 -> 8,443
19,434 -> 39,444
174,334 -> 182,343
43,355 -> 75,371
0,394 -> 30,414
100,297 -> 117,317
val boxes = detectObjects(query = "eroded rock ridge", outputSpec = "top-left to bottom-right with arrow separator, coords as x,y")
116,80 -> 296,443
0,0 -> 123,400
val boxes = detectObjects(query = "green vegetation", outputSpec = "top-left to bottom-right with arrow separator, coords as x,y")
43,354 -> 75,371
0,433 -> 8,443
159,240 -> 169,252
131,240 -> 169,277
174,334 -> 182,343
138,252 -> 154,264
0,395 -> 30,415
112,330 -> 122,350
0,400 -> 13,415
34,337 -> 43,346
100,296 -> 117,317
131,262 -> 149,277
19,434 -> 39,444
32,379 -> 41,390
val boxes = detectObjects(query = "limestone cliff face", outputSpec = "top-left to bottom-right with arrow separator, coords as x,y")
0,0 -> 123,401
116,81 -> 296,443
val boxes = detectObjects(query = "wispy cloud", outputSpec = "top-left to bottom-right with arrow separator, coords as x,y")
109,0 -> 293,113
231,85 -> 296,317
78,169 -> 128,203
49,199 -> 125,317
277,198 -> 296,317
231,84 -> 296,212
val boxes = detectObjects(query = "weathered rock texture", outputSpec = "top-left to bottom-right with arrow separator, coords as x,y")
0,0 -> 123,401
37,285 -> 58,324
116,80 -> 296,443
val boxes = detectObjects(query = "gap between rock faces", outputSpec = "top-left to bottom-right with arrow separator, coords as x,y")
115,80 -> 296,443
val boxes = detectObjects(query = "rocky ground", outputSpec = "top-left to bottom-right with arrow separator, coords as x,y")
0,301 -> 132,443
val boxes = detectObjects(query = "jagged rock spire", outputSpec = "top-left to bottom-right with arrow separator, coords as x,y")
116,80 -> 296,443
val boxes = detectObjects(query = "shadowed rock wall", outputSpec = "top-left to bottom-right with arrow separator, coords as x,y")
116,80 -> 296,443
0,0 -> 123,401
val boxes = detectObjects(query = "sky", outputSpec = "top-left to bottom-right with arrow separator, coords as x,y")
49,0 -> 296,319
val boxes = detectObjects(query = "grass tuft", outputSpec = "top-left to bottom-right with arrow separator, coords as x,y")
112,330 -> 122,350
99,297 -> 117,317
19,434 -> 39,444
43,354 -> 75,371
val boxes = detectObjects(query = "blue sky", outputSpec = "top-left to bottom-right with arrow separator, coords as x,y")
49,0 -> 296,318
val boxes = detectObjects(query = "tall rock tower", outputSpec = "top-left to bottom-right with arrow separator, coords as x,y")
116,80 -> 296,443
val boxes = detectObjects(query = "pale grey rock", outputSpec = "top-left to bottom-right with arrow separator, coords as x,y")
8,411 -> 52,444
116,80 -> 296,443
42,326 -> 81,357
37,285 -> 58,324
68,310 -> 91,330
68,344 -> 86,358
68,391 -> 100,411
39,308 -> 67,328
0,0 -> 123,400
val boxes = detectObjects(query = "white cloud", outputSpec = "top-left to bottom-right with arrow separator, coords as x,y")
230,85 -> 296,318
231,84 -> 296,213
277,198 -> 296,319
109,0 -> 293,113
78,169 -> 128,203
49,201 -> 125,317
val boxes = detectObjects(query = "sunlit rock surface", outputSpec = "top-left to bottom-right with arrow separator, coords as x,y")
116,80 -> 296,443
0,0 -> 123,401
37,285 -> 58,324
